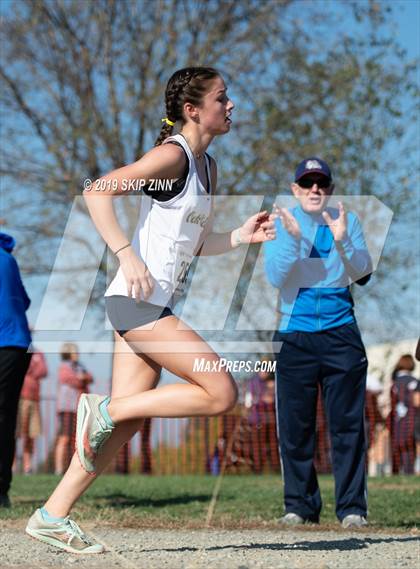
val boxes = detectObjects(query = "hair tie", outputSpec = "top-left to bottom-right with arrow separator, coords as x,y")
161,117 -> 175,127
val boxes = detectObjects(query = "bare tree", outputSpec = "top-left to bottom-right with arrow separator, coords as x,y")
0,0 -> 417,341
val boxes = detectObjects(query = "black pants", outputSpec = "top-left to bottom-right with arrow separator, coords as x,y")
0,347 -> 32,495
273,322 -> 368,522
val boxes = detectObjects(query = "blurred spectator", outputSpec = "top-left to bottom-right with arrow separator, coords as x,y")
55,343 -> 93,475
210,436 -> 226,475
388,355 -> 419,475
15,348 -> 48,474
261,377 -> 275,404
245,362 -> 279,473
245,361 -> 275,426
415,388 -> 420,475
365,372 -> 385,476
115,419 -> 152,475
257,375 -> 280,471
139,419 -> 153,474
0,232 -> 32,507
415,338 -> 420,474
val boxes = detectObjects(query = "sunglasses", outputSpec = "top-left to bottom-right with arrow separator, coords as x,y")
298,177 -> 332,190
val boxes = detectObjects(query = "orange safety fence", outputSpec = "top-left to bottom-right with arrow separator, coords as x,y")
13,379 -> 419,476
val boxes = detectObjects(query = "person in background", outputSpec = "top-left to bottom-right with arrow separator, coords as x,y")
55,343 -> 93,475
139,418 -> 153,474
0,232 -> 32,507
244,360 -> 277,473
258,374 -> 280,472
412,386 -> 420,475
16,347 -> 48,474
245,359 -> 275,424
114,419 -> 152,475
415,339 -> 420,474
388,354 -> 419,475
265,158 -> 372,528
365,371 -> 385,476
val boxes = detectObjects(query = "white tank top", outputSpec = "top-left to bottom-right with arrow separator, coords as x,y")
104,134 -> 213,308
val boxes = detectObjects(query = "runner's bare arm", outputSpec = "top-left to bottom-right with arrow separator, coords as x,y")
83,144 -> 187,300
198,159 -> 276,256
83,144 -> 186,253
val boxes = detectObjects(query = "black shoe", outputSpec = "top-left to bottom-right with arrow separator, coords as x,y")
0,494 -> 11,508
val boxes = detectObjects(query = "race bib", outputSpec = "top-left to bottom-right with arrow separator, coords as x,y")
173,244 -> 193,297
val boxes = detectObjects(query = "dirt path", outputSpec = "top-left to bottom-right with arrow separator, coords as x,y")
0,523 -> 419,569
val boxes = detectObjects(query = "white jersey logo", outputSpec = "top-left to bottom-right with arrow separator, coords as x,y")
305,159 -> 322,170
186,211 -> 209,228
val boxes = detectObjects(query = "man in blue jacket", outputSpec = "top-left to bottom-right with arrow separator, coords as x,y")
264,158 -> 372,529
0,232 -> 32,507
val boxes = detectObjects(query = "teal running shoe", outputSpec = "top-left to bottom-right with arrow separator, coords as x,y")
76,394 -> 114,474
26,509 -> 104,554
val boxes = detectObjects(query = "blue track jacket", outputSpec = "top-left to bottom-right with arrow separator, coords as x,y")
0,232 -> 32,348
264,206 -> 372,332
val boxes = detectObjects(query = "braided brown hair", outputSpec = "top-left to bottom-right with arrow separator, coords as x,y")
154,67 -> 220,146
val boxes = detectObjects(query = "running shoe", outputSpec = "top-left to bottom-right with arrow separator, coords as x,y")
26,509 -> 104,554
76,394 -> 114,473
279,512 -> 305,525
341,514 -> 368,529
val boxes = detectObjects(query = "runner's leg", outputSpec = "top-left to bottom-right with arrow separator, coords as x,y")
43,333 -> 161,517
107,315 -> 238,423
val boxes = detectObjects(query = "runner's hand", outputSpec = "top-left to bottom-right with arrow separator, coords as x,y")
240,211 -> 277,243
116,246 -> 154,302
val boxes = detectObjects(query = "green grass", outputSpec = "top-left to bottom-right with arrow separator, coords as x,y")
2,474 -> 419,529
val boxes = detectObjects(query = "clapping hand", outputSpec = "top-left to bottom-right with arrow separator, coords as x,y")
322,201 -> 348,241
273,203 -> 301,240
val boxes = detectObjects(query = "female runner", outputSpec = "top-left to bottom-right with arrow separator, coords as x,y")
26,67 -> 276,553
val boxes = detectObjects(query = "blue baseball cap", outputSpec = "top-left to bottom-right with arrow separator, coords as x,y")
294,157 -> 332,182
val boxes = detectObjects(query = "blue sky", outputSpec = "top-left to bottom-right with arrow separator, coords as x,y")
394,0 -> 419,58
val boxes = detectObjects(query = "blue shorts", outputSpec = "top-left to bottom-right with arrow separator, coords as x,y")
105,295 -> 173,337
